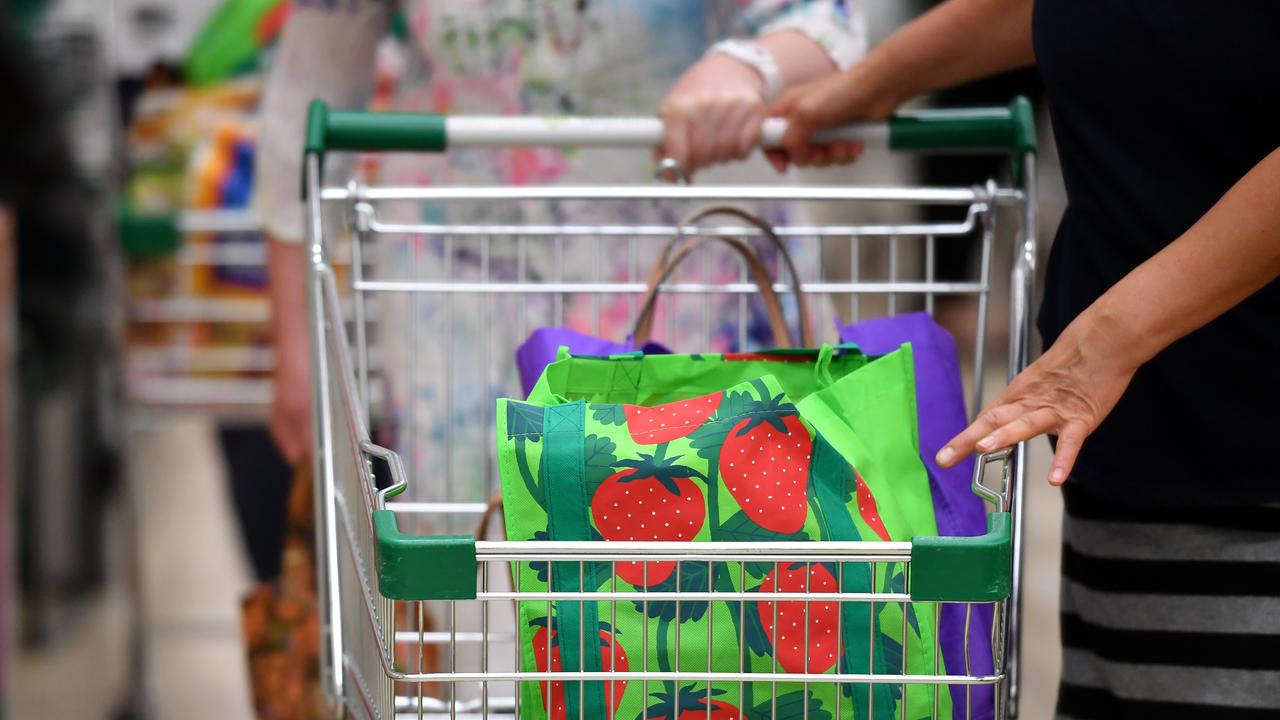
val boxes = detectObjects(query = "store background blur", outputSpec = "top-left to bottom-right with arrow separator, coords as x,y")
1,1 -> 1064,718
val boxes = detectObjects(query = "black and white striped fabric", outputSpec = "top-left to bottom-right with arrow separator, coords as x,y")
1055,484 -> 1280,719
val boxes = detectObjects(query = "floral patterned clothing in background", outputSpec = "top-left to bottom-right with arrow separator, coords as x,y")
255,0 -> 866,503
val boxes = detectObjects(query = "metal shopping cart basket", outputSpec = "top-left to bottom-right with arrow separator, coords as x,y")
303,98 -> 1039,719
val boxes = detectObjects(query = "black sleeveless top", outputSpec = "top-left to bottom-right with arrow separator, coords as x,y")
1031,0 -> 1280,506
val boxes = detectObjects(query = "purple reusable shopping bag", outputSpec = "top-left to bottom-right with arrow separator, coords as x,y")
839,311 -> 993,719
515,327 -> 668,397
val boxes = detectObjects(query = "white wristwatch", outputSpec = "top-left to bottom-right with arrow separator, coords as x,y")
706,39 -> 783,103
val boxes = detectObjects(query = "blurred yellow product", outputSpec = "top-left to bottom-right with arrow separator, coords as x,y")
185,122 -> 270,378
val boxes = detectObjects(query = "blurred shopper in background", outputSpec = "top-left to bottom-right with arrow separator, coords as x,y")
257,0 -> 870,478
0,4 -> 115,647
735,0 -> 1280,716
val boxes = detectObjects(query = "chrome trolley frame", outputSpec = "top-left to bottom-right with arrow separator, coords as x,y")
305,101 -> 1038,719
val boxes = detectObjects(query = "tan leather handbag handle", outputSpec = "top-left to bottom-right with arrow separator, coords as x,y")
632,206 -> 814,347
632,233 -> 794,347
476,490 -> 506,540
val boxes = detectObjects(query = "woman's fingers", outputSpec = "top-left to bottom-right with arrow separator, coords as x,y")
976,407 -> 1061,452
808,146 -> 833,167
662,93 -> 767,174
764,148 -> 789,173
734,105 -> 766,161
937,403 -> 1026,467
1049,421 -> 1089,485
773,92 -> 817,165
698,97 -> 753,167
932,314 -> 1139,487
828,141 -> 860,164
657,54 -> 773,175
657,107 -> 692,175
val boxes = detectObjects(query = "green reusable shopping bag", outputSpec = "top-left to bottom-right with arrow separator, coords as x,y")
498,345 -> 950,720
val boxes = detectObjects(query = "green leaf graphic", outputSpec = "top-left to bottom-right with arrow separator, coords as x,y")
505,402 -> 544,442
885,570 -> 922,637
739,595 -> 773,658
591,404 -> 627,426
583,434 -> 619,498
748,691 -> 831,720
718,512 -> 806,578
688,390 -> 757,462
632,562 -> 712,623
719,511 -> 807,543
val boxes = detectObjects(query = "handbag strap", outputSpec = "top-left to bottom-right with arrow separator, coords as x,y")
632,233 -> 794,347
646,206 -> 815,347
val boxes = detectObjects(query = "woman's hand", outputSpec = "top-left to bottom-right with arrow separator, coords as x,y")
765,67 -> 898,171
658,53 -> 772,177
270,329 -> 312,466
659,31 -> 847,177
936,313 -> 1141,486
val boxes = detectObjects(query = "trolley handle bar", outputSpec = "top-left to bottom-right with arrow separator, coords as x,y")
302,97 -> 1037,193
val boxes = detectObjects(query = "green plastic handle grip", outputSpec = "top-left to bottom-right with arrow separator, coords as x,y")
890,97 -> 1037,157
305,101 -> 446,156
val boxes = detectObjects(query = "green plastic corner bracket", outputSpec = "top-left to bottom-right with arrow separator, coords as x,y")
910,511 -> 1012,603
373,509 -> 477,601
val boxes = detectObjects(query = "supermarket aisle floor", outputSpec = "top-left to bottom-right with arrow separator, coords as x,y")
130,415 -> 256,720
11,415 -> 256,719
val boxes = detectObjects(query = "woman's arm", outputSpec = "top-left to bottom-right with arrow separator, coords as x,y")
768,0 -> 1035,168
939,148 -> 1280,484
255,1 -> 390,463
658,0 -> 867,174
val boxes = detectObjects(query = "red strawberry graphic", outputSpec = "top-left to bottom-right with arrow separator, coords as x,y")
624,392 -> 722,445
718,397 -> 812,534
853,469 -> 891,541
642,685 -> 742,720
591,449 -> 707,586
531,618 -> 628,719
758,562 -> 840,674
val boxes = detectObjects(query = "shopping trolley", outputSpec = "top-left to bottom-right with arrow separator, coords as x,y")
304,98 -> 1039,719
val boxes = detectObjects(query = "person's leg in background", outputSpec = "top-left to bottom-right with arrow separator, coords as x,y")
217,425 -> 293,583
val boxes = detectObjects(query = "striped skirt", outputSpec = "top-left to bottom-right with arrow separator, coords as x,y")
1055,484 -> 1280,719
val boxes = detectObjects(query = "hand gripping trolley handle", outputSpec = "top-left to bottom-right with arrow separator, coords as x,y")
303,99 -> 1038,719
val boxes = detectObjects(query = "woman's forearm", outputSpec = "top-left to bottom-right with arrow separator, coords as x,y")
940,147 -> 1280,484
759,30 -> 838,89
852,0 -> 1035,109
1085,148 -> 1280,369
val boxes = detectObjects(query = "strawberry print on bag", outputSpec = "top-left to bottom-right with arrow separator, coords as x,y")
497,352 -> 949,720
